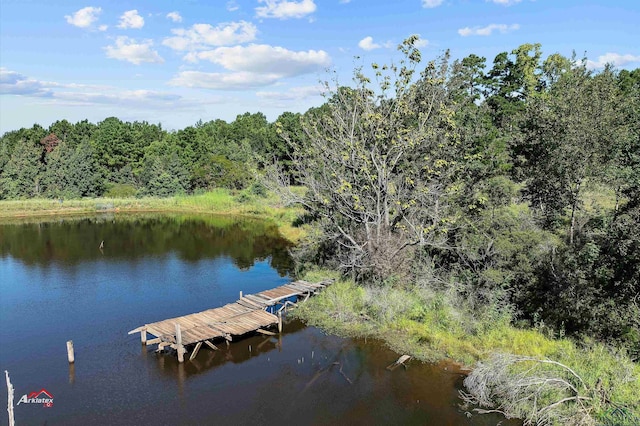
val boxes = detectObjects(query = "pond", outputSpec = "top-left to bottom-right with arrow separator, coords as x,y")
0,214 -> 516,425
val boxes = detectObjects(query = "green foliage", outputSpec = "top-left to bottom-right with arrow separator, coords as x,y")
139,152 -> 188,197
516,60 -> 621,235
207,155 -> 252,189
0,138 -> 42,199
277,37 -> 471,281
42,140 -> 103,198
104,183 -> 137,198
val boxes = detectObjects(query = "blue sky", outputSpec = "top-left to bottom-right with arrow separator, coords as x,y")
0,0 -> 638,134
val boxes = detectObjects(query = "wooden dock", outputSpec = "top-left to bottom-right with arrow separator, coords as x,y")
128,279 -> 332,362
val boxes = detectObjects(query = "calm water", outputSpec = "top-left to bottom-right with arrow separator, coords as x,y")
0,214 -> 515,425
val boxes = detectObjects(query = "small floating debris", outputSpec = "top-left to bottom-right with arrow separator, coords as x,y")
386,355 -> 411,371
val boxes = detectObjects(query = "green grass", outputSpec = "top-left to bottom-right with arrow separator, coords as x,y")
293,274 -> 640,422
0,188 -> 307,243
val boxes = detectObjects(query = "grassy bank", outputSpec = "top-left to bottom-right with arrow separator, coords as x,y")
0,188 -> 306,242
294,271 -> 640,424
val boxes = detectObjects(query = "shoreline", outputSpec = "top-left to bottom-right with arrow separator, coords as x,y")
0,190 -> 306,243
292,274 -> 640,424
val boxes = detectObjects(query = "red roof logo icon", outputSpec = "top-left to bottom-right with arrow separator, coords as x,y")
27,389 -> 53,399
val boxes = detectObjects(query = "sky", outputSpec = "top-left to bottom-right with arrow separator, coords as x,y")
0,0 -> 638,134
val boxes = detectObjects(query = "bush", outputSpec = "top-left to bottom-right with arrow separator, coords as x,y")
104,183 -> 137,198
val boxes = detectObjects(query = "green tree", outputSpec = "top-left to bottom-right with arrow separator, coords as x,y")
273,37 -> 464,280
0,139 -> 43,198
42,140 -> 103,198
139,141 -> 189,197
272,111 -> 305,184
517,60 -> 621,242
485,43 -> 543,129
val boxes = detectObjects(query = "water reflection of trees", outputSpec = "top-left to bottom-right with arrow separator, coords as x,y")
0,213 -> 293,276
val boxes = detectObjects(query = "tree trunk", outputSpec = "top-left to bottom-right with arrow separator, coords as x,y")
569,180 -> 582,245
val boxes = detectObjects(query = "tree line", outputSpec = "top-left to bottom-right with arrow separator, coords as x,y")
0,111 -> 297,198
1,40 -> 639,357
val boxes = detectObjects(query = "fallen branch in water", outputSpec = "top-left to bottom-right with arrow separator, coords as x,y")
339,364 -> 353,384
386,355 -> 411,371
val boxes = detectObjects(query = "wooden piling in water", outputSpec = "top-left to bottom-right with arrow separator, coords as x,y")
5,370 -> 15,426
175,323 -> 184,363
141,328 -> 147,345
189,342 -> 202,361
66,340 -> 75,364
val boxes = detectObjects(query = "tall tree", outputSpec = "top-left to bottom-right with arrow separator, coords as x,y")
517,60 -> 621,242
0,139 -> 43,198
486,43 -> 543,129
41,140 -> 102,198
273,37 -> 463,280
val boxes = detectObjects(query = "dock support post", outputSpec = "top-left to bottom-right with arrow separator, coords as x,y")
175,323 -> 184,363
278,311 -> 283,333
190,342 -> 202,361
141,328 -> 147,345
66,340 -> 75,364
204,340 -> 219,351
239,290 -> 243,299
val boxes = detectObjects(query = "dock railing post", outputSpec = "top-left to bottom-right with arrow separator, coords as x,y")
175,323 -> 184,363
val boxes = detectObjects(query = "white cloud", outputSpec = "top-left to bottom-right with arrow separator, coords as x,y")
105,37 -> 164,65
339,0 -> 351,3
587,52 -> 640,69
422,0 -> 444,8
98,24 -> 108,31
166,11 -> 183,23
414,36 -> 429,48
487,0 -> 522,5
358,36 -> 380,51
256,85 -> 322,100
357,36 -> 393,51
458,23 -> 520,36
185,44 -> 330,76
169,71 -> 282,90
0,68 -> 205,110
117,10 -> 145,29
256,0 -> 316,19
171,45 -> 330,90
227,1 -> 240,11
64,6 -> 102,29
50,90 -> 185,108
163,21 -> 257,51
0,68 -> 52,97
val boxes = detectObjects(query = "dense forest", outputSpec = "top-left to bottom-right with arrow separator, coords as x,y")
2,40 -> 639,421
0,110 -> 290,198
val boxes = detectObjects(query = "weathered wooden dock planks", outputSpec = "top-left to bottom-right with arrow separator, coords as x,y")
128,279 -> 332,362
